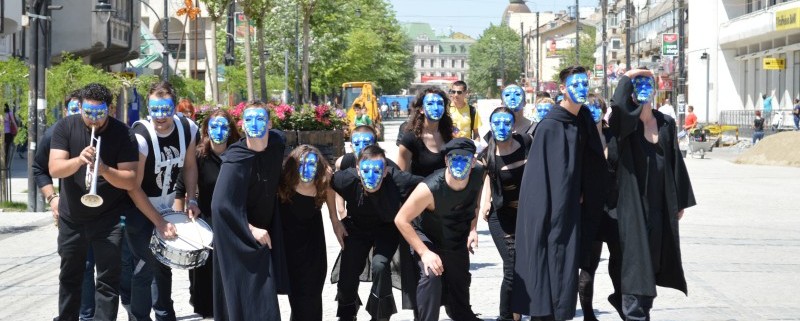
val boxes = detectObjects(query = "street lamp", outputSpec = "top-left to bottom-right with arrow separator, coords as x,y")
700,52 -> 710,124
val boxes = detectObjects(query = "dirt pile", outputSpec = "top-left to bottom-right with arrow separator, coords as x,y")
735,131 -> 800,167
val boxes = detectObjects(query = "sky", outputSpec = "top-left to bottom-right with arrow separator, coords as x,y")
388,0 -> 600,39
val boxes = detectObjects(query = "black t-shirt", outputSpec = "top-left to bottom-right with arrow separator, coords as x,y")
332,166 -> 422,224
132,117 -> 195,198
50,115 -> 138,222
399,133 -> 446,178
754,117 -> 765,131
33,125 -> 56,189
414,166 -> 485,252
176,151 -> 223,223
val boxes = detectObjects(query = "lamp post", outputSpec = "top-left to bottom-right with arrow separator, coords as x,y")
136,0 -> 169,79
701,51 -> 710,123
260,48 -> 270,101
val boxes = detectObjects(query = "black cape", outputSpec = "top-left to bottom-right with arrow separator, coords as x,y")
211,136 -> 290,321
608,75 -> 696,296
511,105 -> 607,319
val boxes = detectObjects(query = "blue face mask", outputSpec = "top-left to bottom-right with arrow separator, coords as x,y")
447,153 -> 473,180
536,103 -> 553,121
82,101 -> 108,122
633,76 -> 655,104
298,152 -> 318,183
502,85 -> 525,112
208,116 -> 230,144
148,98 -> 175,120
423,93 -> 445,121
490,112 -> 514,142
67,100 -> 81,116
566,74 -> 589,104
358,158 -> 385,191
587,103 -> 603,124
351,132 -> 376,158
243,108 -> 269,138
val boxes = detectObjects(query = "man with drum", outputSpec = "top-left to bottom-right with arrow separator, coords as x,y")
122,80 -> 199,321
49,83 -> 142,320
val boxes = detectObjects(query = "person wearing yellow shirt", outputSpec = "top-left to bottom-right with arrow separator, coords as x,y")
448,81 -> 481,140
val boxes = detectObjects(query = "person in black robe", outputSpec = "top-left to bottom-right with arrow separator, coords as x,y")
331,144 -> 422,321
175,109 -> 240,318
478,107 -> 532,321
395,138 -> 485,321
607,69 -> 696,320
511,66 -> 608,320
210,102 -> 289,320
277,144 -> 336,321
578,94 -> 623,320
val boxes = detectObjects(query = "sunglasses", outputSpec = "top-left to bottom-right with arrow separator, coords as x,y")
449,90 -> 465,95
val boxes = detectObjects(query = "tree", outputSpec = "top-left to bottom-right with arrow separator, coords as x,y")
552,26 -> 597,81
240,0 -> 274,101
298,0 -> 318,104
199,0 -> 232,103
469,25 -> 523,98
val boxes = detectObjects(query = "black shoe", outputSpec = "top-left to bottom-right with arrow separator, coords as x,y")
608,293 -> 624,319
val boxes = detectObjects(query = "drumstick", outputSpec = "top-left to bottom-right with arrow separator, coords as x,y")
176,233 -> 214,251
190,216 -> 207,250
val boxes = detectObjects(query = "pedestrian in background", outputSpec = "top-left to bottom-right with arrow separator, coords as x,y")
448,80 -> 481,140
3,103 -> 18,168
683,105 -> 697,131
354,104 -> 373,127
792,98 -> 800,131
762,92 -> 774,128
753,110 -> 765,144
176,98 -> 196,120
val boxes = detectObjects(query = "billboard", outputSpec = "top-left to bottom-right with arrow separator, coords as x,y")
546,37 -> 575,58
421,75 -> 460,83
234,12 -> 256,43
661,33 -> 679,57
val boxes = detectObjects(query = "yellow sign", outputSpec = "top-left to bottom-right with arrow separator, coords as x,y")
776,8 -> 800,31
763,58 -> 786,70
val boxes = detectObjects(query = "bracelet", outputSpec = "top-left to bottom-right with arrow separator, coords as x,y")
188,199 -> 199,207
46,193 -> 60,204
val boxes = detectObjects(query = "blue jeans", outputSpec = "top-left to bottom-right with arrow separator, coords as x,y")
753,130 -> 764,144
121,209 -> 176,321
794,116 -> 799,130
79,248 -> 96,321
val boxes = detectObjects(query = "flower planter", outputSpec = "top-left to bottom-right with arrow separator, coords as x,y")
284,129 -> 345,164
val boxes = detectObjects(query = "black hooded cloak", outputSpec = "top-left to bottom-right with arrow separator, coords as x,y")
608,75 -> 696,296
511,105 -> 607,319
211,135 -> 290,321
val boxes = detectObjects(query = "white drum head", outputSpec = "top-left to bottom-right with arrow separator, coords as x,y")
162,212 -> 213,251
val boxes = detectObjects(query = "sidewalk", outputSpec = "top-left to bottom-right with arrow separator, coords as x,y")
1,129 -> 799,320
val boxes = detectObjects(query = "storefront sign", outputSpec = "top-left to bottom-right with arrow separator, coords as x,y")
776,8 -> 800,31
594,64 -> 604,78
763,57 -> 786,70
661,33 -> 679,57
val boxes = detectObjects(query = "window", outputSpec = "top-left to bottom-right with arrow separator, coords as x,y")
611,39 -> 621,50
461,60 -> 465,68
430,45 -> 435,53
609,14 -> 618,27
461,46 -> 466,53
451,45 -> 456,52
612,51 -> 618,59
452,60 -> 456,68
757,0 -> 763,10
441,59 -> 445,67
430,59 -> 434,67
795,51 -> 800,99
421,60 -> 425,67
769,0 -> 777,7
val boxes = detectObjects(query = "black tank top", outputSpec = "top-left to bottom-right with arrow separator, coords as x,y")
133,117 -> 191,197
496,147 -> 526,208
414,166 -> 485,252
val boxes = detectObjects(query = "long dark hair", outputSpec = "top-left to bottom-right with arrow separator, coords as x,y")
278,144 -> 331,208
482,107 -> 517,181
197,109 -> 240,158
411,87 -> 454,142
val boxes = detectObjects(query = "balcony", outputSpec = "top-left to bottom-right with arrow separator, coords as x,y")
719,1 -> 800,46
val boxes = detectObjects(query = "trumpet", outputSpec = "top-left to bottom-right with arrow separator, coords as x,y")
81,126 -> 104,207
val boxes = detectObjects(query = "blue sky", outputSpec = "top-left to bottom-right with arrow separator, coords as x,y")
388,0 -> 600,38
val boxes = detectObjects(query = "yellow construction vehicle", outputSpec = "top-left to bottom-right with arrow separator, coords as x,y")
342,82 -> 383,140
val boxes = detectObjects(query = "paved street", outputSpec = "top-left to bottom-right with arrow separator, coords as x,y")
1,120 -> 799,320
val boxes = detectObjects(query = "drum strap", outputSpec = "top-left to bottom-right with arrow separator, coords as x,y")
134,115 -> 187,202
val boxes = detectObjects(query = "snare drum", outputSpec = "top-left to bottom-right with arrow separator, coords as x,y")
149,211 -> 214,270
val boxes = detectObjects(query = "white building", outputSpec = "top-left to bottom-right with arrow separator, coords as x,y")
688,0 -> 800,123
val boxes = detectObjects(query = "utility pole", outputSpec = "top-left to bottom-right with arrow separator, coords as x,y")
575,0 -> 580,65
602,0 -> 608,98
284,47 -> 289,103
224,1 -> 235,66
163,0 -> 169,80
625,0 -> 631,70
520,21 -> 525,84
294,2 -> 300,104
26,0 -> 40,211
536,11 -> 540,92
678,0 -> 686,128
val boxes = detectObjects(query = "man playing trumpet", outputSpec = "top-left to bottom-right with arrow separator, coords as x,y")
49,83 -> 142,320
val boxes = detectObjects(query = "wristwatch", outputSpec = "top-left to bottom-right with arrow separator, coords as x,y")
46,193 -> 60,204
188,198 -> 199,207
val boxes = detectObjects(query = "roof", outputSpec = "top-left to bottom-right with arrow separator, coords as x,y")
402,22 -> 437,40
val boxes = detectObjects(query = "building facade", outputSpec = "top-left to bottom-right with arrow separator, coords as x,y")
402,22 -> 475,94
689,0 -> 800,123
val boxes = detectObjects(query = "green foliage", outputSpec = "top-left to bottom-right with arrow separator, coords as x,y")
0,201 -> 27,212
46,55 -> 122,124
200,0 -> 232,22
167,75 -> 206,102
552,26 -> 597,81
468,25 -> 523,98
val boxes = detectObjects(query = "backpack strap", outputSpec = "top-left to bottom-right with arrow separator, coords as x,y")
469,105 -> 476,138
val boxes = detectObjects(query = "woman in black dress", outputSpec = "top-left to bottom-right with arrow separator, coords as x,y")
278,144 -> 336,321
397,87 -> 454,177
175,108 -> 240,318
478,107 -> 530,321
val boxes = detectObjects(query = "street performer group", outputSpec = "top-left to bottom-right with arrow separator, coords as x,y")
47,65 -> 695,321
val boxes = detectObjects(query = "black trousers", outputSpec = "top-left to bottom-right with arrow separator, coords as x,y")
579,213 -> 623,320
56,213 -> 123,321
488,209 -> 516,321
189,251 -> 213,318
337,219 -> 399,319
415,247 -> 479,321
